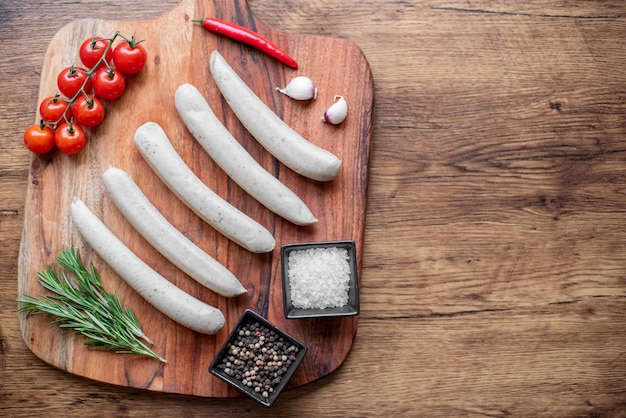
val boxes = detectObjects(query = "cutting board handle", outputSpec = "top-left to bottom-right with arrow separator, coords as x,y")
189,0 -> 276,34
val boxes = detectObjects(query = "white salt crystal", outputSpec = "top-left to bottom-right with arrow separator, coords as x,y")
287,247 -> 351,309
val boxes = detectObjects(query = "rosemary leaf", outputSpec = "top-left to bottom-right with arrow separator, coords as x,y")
17,247 -> 166,363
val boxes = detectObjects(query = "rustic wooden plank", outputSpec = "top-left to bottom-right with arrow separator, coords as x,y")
2,0 -> 626,416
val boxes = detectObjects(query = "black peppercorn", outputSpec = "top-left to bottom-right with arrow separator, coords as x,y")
214,320 -> 301,399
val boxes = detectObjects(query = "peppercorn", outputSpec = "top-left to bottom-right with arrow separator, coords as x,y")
213,320 -> 302,400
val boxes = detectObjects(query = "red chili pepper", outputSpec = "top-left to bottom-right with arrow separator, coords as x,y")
193,17 -> 298,69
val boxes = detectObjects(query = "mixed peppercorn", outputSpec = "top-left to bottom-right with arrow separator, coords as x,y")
215,320 -> 300,399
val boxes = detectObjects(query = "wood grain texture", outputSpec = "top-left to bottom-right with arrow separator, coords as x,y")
2,0 -> 626,416
15,0 -> 373,398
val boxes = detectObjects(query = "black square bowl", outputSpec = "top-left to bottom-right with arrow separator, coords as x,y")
281,240 -> 360,319
209,309 -> 307,407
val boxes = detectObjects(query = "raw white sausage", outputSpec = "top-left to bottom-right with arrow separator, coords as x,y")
70,198 -> 226,335
209,50 -> 342,182
175,83 -> 317,226
133,122 -> 275,253
103,166 -> 246,297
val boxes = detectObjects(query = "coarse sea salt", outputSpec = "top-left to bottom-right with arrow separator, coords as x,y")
287,247 -> 351,309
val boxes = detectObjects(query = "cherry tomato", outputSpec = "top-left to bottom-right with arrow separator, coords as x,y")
79,36 -> 113,69
23,122 -> 55,154
39,95 -> 71,124
71,95 -> 105,127
55,122 -> 86,154
112,38 -> 147,75
57,66 -> 91,98
92,68 -> 126,100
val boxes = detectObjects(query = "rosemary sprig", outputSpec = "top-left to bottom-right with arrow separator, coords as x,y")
18,247 -> 166,363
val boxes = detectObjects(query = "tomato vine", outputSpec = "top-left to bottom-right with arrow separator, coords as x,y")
24,31 -> 147,155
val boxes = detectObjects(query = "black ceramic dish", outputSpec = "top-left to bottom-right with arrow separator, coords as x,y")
281,240 -> 360,319
208,309 -> 307,407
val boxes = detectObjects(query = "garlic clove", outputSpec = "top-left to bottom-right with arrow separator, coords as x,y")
276,76 -> 318,100
322,95 -> 348,125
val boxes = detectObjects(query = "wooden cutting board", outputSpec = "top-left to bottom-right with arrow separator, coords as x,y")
17,0 -> 373,398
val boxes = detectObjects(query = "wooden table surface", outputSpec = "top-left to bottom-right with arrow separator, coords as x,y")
1,1 -> 625,416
